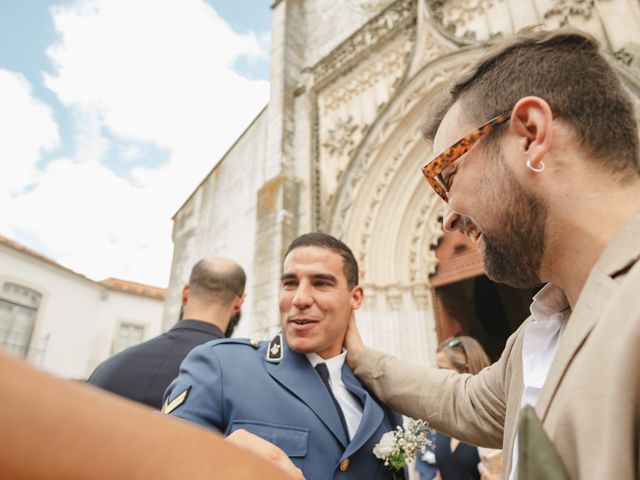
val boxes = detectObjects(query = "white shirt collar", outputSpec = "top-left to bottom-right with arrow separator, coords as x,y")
306,351 -> 346,386
530,283 -> 570,321
522,283 -> 571,396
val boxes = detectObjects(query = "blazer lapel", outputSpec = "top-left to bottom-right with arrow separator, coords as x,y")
341,364 -> 384,459
535,211 -> 640,421
265,340 -> 349,447
534,271 -> 614,420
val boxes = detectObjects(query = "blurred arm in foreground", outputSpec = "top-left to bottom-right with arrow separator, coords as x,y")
0,351 -> 302,480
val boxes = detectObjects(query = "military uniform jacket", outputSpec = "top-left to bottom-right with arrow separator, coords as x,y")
352,211 -> 640,480
164,334 -> 404,480
88,319 -> 224,409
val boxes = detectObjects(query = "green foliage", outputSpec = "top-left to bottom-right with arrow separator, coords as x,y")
389,452 -> 406,471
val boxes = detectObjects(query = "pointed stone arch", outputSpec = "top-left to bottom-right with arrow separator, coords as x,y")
325,48 -> 487,364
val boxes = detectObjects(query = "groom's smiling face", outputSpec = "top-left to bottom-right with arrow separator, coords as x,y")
279,246 -> 363,360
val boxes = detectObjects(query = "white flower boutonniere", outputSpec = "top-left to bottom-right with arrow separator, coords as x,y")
373,418 -> 431,477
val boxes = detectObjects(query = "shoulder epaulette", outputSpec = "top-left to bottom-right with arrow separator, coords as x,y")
208,338 -> 261,349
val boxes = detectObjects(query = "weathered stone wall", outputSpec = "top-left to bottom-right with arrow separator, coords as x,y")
162,109 -> 268,336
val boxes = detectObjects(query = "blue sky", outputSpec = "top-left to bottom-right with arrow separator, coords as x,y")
0,0 -> 271,286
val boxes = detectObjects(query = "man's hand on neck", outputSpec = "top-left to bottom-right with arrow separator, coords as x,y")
344,314 -> 365,370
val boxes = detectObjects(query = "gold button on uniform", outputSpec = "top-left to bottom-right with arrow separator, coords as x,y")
339,458 -> 350,471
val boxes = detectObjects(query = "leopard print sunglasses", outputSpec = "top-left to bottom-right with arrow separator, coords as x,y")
421,112 -> 510,202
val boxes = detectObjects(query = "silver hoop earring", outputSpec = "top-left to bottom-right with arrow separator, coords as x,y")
526,158 -> 545,173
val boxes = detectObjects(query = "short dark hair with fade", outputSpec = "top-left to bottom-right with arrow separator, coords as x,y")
424,27 -> 640,178
188,258 -> 246,305
284,232 -> 359,289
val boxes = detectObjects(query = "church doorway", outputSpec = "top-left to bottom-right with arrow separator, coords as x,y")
430,229 -> 538,361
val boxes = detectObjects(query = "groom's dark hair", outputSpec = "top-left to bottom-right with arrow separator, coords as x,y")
284,232 -> 359,289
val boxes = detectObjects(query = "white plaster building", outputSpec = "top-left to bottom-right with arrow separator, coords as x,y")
0,235 -> 165,379
164,0 -> 640,365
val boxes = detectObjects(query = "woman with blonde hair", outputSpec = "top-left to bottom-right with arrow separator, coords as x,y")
436,336 -> 490,375
432,336 -> 494,480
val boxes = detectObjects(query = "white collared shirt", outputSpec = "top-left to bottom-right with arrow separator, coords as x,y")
307,351 -> 364,439
508,283 -> 571,479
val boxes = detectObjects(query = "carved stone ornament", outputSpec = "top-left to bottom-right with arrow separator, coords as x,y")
362,289 -> 379,309
329,60 -> 461,237
413,25 -> 453,74
355,131 -> 420,281
411,284 -> 431,310
314,31 -> 415,227
356,0 -> 398,16
312,0 -> 417,87
428,0 -> 502,43
320,41 -> 413,113
322,116 -> 360,157
409,193 -> 445,283
543,0 -> 600,27
613,47 -> 634,67
385,286 -> 403,310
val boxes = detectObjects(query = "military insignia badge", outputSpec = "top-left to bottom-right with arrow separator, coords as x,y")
161,386 -> 191,414
266,333 -> 284,363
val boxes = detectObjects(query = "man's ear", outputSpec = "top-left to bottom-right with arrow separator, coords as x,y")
511,96 -> 553,170
350,286 -> 364,310
232,293 -> 246,314
181,284 -> 189,306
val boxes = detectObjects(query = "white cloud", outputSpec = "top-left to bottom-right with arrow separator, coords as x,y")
0,70 -> 60,194
1,0 -> 270,287
73,106 -> 110,164
8,159 -> 173,286
44,0 -> 269,191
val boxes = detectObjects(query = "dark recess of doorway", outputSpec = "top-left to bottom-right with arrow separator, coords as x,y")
435,275 -> 540,361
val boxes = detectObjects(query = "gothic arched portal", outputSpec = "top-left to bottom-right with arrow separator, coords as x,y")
326,39 -> 640,365
326,49 -> 484,365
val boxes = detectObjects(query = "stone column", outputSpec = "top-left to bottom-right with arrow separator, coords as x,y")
246,0 -> 306,338
249,175 -> 298,338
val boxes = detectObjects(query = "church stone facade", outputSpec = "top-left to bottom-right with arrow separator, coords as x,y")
163,0 -> 640,367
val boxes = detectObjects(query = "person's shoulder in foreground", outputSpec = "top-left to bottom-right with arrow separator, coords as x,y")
2,350 -> 303,480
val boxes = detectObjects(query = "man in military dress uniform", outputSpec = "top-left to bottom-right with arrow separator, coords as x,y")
164,233 -> 404,479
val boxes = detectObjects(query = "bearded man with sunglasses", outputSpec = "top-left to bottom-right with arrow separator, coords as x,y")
345,28 -> 640,480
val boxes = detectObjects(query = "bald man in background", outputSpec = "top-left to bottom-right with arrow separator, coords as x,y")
88,257 -> 246,409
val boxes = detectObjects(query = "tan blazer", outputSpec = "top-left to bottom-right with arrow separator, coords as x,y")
353,212 -> 640,480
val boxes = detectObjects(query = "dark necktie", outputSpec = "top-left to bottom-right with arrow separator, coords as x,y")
315,362 -> 350,441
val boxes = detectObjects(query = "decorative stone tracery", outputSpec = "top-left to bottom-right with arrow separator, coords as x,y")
321,46 -> 487,364
312,0 -> 417,87
322,116 -> 360,157
426,0 -> 621,45
429,0 -> 501,41
320,45 -> 413,112
312,1 -> 418,228
327,55 -> 460,240
544,0 -> 603,27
